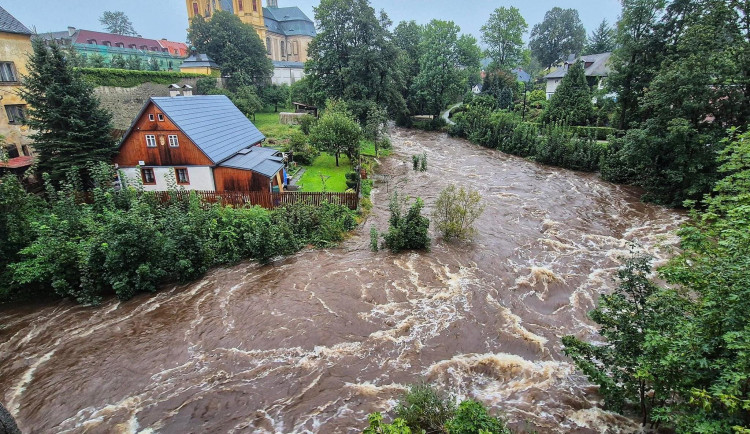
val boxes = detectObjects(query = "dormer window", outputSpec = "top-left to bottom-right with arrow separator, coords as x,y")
87,39 -> 96,45
129,44 -> 137,49
102,41 -> 111,47
140,45 -> 148,50
116,42 -> 124,48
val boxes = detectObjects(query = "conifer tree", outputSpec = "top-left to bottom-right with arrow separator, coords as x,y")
542,61 -> 593,125
20,39 -> 116,183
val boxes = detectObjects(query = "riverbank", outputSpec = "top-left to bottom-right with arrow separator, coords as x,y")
0,128 -> 683,432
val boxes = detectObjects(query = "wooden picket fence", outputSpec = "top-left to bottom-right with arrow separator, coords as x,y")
147,190 -> 359,210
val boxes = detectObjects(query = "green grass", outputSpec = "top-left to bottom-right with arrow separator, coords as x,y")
360,140 -> 391,157
298,153 -> 353,192
253,109 -> 299,143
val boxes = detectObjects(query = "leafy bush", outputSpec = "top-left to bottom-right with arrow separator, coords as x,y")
433,185 -> 485,241
287,131 -> 319,165
382,192 -> 430,253
412,154 -> 420,171
370,226 -> 379,252
5,164 -> 357,305
419,152 -> 427,172
395,383 -> 455,433
299,114 -> 318,135
445,400 -> 511,434
363,413 -> 412,434
196,77 -> 218,95
77,68 -> 204,88
345,171 -> 360,190
364,386 -> 511,434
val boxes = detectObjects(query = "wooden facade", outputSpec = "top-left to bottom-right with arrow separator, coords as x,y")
114,102 -> 213,167
115,100 -> 282,193
213,166 -> 283,192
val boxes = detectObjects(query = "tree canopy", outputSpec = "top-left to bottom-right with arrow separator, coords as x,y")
19,39 -> 116,183
413,20 -> 480,117
602,0 -> 750,205
187,11 -> 273,89
309,103 -> 362,167
305,0 -> 404,122
481,7 -> 528,70
99,11 -> 137,36
529,7 -> 587,68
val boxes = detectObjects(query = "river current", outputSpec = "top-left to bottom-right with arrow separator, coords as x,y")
1,128 -> 684,433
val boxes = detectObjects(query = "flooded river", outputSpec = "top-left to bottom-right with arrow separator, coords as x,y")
1,129 -> 684,433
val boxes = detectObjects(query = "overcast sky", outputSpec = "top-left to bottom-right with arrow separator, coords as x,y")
4,0 -> 621,46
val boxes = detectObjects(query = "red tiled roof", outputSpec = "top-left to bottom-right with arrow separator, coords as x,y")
158,39 -> 189,57
0,155 -> 34,169
73,30 -> 164,51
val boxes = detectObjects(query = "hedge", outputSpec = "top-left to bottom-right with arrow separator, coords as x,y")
567,126 -> 620,141
77,68 -> 207,88
522,123 -> 620,141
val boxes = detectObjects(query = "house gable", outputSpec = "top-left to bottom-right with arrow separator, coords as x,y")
114,101 -> 214,167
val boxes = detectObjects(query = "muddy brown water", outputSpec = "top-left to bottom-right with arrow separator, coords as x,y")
1,129 -> 684,433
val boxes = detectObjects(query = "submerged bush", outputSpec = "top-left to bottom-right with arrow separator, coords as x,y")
432,185 -> 485,241
382,192 -> 430,253
395,383 -> 455,433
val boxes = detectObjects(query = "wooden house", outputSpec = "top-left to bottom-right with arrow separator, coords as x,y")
115,94 -> 285,192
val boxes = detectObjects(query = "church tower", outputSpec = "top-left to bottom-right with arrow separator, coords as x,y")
232,0 -> 267,42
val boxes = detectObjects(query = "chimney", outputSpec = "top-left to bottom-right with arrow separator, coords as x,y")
168,83 -> 181,97
181,84 -> 193,97
67,26 -> 76,37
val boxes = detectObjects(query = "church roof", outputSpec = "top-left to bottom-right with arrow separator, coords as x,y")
180,53 -> 220,69
0,6 -> 32,35
263,6 -> 316,37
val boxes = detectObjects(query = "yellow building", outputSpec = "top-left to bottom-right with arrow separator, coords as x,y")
185,0 -> 315,64
0,6 -> 34,160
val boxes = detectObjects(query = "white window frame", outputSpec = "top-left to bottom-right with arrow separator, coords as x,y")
168,135 -> 179,147
148,114 -> 154,121
145,134 -> 157,148
157,114 -> 165,121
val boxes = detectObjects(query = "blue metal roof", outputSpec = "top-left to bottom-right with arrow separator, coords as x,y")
263,6 -> 316,37
150,95 -> 266,164
219,146 -> 284,178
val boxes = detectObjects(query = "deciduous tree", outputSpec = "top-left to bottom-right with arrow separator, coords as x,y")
188,11 -> 273,89
309,107 -> 362,166
99,11 -> 137,36
306,0 -> 405,121
481,7 -> 528,70
413,20 -> 479,117
529,7 -> 586,68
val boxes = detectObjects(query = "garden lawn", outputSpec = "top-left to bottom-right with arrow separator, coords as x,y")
297,153 -> 352,192
253,110 -> 298,143
360,140 -> 391,157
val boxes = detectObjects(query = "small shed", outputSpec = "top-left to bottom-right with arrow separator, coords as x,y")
292,102 -> 318,117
